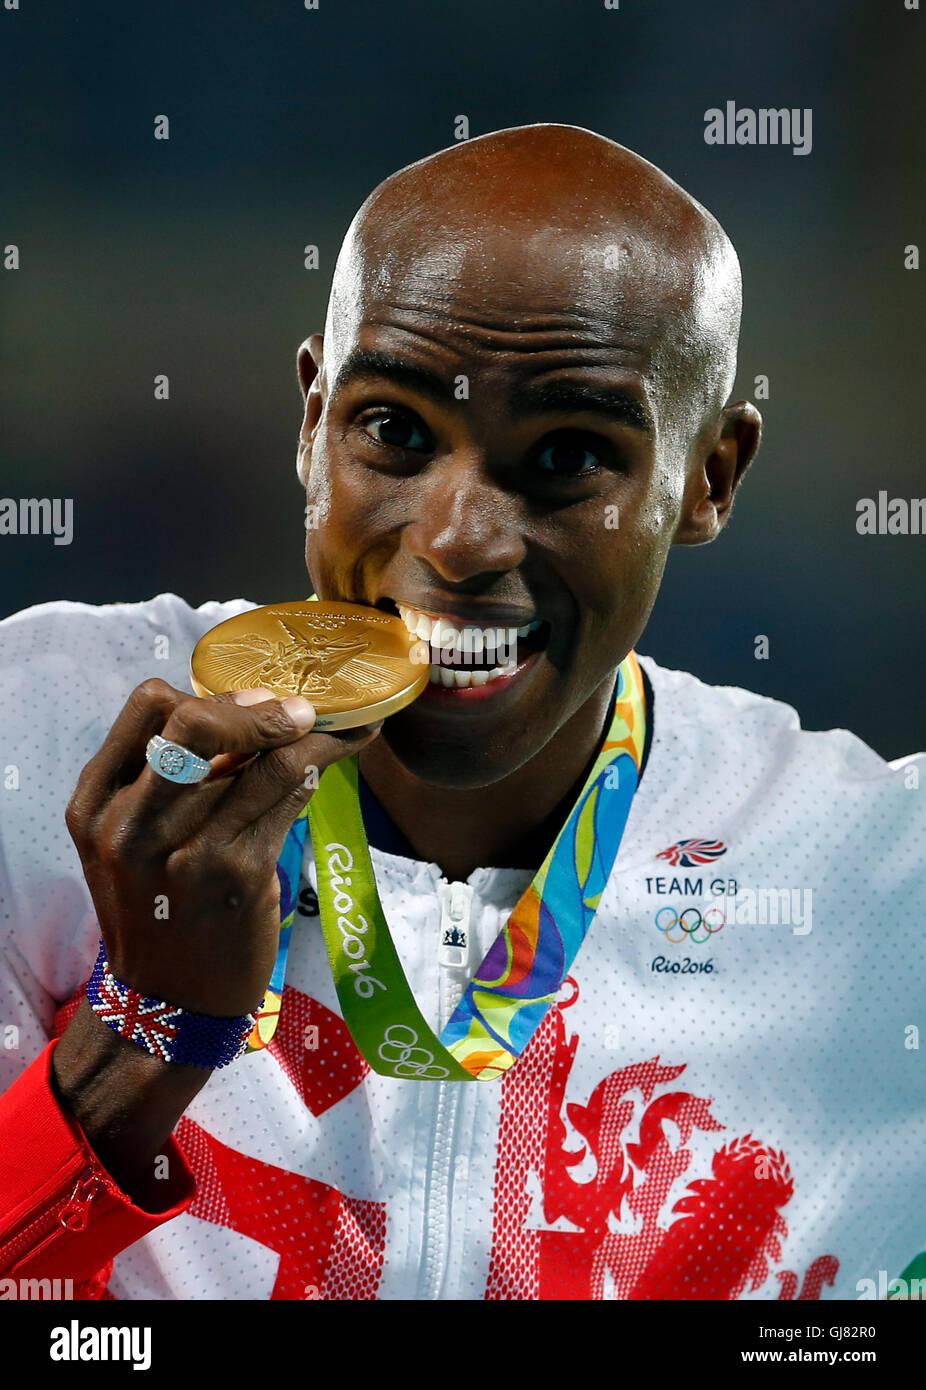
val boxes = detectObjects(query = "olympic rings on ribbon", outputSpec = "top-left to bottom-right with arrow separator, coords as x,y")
377,1023 -> 450,1080
655,905 -> 725,945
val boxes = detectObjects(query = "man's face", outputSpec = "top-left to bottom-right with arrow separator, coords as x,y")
297,227 -> 727,788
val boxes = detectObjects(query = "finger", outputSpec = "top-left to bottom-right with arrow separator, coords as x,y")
69,681 -> 281,812
72,686 -> 309,861
204,721 -> 384,847
83,691 -> 318,857
133,720 -> 382,859
134,688 -> 317,805
159,688 -> 317,759
72,678 -> 188,810
202,750 -> 261,781
197,689 -> 278,781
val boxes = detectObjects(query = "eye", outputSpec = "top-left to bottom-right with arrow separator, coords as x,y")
361,410 -> 431,452
531,434 -> 602,476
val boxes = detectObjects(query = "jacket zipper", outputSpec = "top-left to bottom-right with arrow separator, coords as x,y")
0,1159 -> 110,1272
437,881 -> 473,972
421,878 -> 474,1300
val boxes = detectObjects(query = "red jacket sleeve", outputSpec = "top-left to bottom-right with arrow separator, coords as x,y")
0,1039 -> 195,1296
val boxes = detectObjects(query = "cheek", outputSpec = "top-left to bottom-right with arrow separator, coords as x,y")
633,458 -> 685,536
303,443 -> 395,593
305,435 -> 395,536
303,446 -> 347,587
618,469 -> 685,585
568,487 -> 679,662
303,445 -> 335,527
582,483 -> 677,588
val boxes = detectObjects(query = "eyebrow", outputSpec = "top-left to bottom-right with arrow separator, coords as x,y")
331,347 -> 655,436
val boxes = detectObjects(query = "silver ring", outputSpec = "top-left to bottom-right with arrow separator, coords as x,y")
145,734 -> 212,785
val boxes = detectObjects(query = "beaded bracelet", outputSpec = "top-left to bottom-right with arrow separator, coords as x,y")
85,940 -> 258,1069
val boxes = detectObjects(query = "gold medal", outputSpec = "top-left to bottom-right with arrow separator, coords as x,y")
191,599 -> 429,730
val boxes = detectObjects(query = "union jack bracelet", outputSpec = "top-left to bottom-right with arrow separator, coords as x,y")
86,941 -> 258,1069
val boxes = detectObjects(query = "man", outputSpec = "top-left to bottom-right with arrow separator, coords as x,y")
0,124 -> 923,1302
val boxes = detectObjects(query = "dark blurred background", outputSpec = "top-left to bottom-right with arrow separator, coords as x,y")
1,0 -> 923,757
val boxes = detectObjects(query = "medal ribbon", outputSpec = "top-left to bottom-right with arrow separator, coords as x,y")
244,803 -> 310,1051
306,651 -> 648,1081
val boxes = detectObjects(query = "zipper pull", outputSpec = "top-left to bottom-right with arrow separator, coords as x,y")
437,881 -> 474,969
58,1172 -> 103,1232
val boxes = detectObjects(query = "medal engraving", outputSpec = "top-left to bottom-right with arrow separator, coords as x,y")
191,600 -> 428,729
208,622 -> 373,698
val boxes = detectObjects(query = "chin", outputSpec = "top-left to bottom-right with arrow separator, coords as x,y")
378,716 -> 534,791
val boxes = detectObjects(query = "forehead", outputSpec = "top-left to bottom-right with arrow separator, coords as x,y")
329,222 -> 694,408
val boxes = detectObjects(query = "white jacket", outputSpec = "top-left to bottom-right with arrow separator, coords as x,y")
0,592 -> 923,1301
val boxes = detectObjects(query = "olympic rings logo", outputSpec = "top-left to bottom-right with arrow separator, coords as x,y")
655,905 -> 725,945
377,1024 -> 450,1080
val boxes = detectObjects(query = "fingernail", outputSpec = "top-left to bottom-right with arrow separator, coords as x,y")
232,688 -> 276,706
281,696 -> 316,729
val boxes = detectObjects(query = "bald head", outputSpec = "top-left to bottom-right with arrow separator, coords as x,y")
297,125 -> 761,786
324,124 -> 743,443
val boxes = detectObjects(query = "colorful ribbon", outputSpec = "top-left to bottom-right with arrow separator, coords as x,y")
244,804 -> 309,1052
306,651 -> 647,1081
242,589 -> 647,1080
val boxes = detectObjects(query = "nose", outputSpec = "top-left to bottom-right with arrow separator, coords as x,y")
402,454 -> 527,583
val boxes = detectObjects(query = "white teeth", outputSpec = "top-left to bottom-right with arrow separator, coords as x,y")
427,662 -> 514,689
395,602 -> 544,688
436,668 -> 501,690
464,626 -> 484,658
396,603 -> 541,646
433,617 -> 457,650
485,627 -> 516,651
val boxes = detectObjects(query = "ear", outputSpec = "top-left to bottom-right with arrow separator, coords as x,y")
674,399 -> 762,545
297,334 -> 324,401
295,334 -> 325,486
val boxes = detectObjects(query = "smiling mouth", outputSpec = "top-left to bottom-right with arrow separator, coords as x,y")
375,597 -> 551,689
